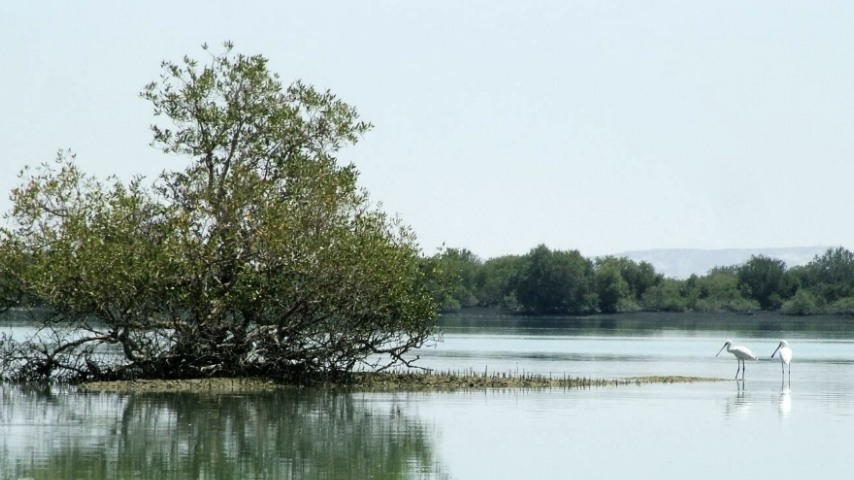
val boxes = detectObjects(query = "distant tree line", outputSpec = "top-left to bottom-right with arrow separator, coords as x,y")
427,245 -> 854,316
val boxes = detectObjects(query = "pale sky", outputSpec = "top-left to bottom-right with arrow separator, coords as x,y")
2,1 -> 853,260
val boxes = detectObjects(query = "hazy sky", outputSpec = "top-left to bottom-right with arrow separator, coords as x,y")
3,1 -> 853,260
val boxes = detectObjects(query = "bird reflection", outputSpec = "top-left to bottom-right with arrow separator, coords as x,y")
779,384 -> 792,418
724,379 -> 751,417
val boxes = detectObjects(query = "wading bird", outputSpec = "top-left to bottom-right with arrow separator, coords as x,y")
771,340 -> 792,380
716,340 -> 758,380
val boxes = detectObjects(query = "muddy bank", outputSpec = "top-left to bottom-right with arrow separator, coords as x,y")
78,372 -> 722,394
78,377 -> 283,394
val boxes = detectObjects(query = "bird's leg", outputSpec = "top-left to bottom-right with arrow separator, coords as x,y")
742,360 -> 746,380
735,360 -> 741,379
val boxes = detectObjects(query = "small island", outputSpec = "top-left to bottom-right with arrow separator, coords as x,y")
1,43 -> 852,390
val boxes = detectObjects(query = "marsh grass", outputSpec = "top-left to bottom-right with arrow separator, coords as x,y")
78,370 -> 722,394
339,370 -> 720,391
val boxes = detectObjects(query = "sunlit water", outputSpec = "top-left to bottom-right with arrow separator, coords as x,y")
3,312 -> 854,479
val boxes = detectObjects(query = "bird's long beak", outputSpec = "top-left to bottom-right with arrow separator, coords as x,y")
771,345 -> 780,358
716,344 -> 726,357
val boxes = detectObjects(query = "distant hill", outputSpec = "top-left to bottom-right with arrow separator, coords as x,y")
613,246 -> 835,279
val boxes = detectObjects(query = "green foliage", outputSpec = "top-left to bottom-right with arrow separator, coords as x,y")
5,156 -> 179,321
428,248 -> 482,311
682,268 -> 756,313
477,255 -> 523,309
514,245 -> 597,314
780,289 -> 823,316
829,296 -> 854,316
0,232 -> 25,313
640,279 -> 688,312
737,255 -> 791,310
596,256 -> 662,301
1,43 -> 436,382
593,256 -> 662,313
796,248 -> 854,302
593,262 -> 629,313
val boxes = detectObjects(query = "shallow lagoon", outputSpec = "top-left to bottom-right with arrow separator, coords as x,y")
3,312 -> 854,479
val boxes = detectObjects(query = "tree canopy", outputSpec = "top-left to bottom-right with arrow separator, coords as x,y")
0,43 -> 438,382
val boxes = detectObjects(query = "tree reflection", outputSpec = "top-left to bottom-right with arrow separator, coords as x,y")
0,384 -> 449,479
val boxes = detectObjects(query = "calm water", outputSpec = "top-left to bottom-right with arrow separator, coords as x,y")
3,312 -> 854,479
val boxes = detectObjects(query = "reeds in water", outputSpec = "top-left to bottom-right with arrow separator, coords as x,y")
340,369 -> 719,391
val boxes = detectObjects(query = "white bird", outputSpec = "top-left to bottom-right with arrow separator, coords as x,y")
716,340 -> 758,379
771,340 -> 792,380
